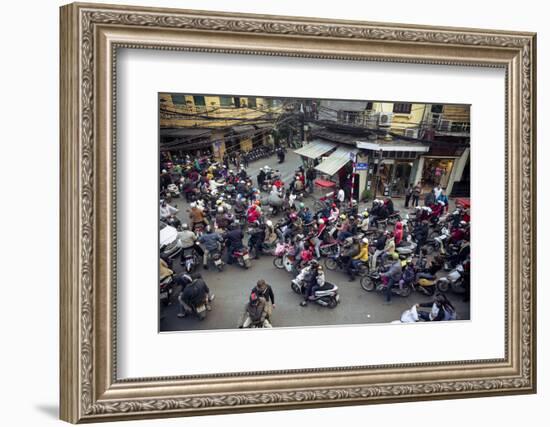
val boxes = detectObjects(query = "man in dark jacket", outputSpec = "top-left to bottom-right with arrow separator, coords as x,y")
257,168 -> 266,188
198,226 -> 223,269
413,220 -> 429,255
247,221 -> 266,259
177,274 -> 214,318
223,225 -> 245,264
252,279 -> 275,319
370,232 -> 388,270
306,166 -> 317,193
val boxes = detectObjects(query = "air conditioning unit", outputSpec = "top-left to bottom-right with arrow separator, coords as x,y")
404,128 -> 419,138
378,112 -> 393,128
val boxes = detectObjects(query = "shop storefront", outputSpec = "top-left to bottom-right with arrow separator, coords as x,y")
421,157 -> 456,189
356,140 -> 430,199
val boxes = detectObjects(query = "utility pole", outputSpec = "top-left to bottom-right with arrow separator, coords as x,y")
373,149 -> 383,199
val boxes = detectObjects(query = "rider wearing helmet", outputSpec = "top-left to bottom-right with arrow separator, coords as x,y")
297,261 -> 325,307
264,219 -> 278,246
198,226 -> 223,269
312,218 -> 327,259
381,252 -> 402,305
178,224 -> 204,266
341,236 -> 360,281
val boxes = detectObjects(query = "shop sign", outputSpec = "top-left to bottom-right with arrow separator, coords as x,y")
355,162 -> 369,170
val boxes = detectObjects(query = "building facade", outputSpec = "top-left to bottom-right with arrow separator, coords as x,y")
297,100 -> 470,199
160,94 -> 282,161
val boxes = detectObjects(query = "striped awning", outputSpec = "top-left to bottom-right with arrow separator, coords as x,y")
315,146 -> 358,176
294,140 -> 336,159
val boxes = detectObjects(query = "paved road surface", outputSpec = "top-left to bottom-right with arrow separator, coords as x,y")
160,150 -> 470,332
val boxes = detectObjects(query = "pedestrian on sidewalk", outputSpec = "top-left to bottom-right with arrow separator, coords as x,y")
306,166 -> 316,193
411,182 -> 421,207
404,183 -> 413,208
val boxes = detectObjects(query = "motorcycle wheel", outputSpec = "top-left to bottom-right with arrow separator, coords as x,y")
360,276 -> 376,292
400,285 -> 412,298
356,264 -> 369,276
216,263 -> 224,272
291,282 -> 301,294
436,279 -> 450,293
244,259 -> 252,269
328,297 -> 338,309
324,258 -> 338,271
273,257 -> 285,269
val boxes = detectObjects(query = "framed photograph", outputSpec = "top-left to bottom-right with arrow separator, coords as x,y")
60,2 -> 537,423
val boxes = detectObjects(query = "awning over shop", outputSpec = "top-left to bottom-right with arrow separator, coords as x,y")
231,125 -> 256,135
315,146 -> 358,176
294,140 -> 336,159
356,140 -> 430,152
160,128 -> 213,151
254,122 -> 275,130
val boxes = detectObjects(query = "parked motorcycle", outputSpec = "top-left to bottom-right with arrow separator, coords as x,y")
290,278 -> 340,308
208,248 -> 225,272
272,242 -> 297,273
232,247 -> 252,269
324,247 -> 369,277
436,263 -> 466,294
360,271 -> 412,297
159,275 -> 174,307
180,247 -> 199,273
166,183 -> 180,199
177,292 -> 210,321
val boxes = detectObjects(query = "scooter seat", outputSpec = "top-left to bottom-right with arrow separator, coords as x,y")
417,272 -> 435,280
318,283 -> 335,291
396,247 -> 413,254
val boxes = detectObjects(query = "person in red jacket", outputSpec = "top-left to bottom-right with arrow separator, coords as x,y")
394,221 -> 404,246
247,202 -> 261,224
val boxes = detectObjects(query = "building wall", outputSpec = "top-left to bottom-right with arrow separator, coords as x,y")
371,102 -> 428,135
160,94 -> 280,129
441,104 -> 470,123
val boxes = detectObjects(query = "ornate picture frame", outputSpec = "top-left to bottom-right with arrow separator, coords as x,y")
60,2 -> 536,423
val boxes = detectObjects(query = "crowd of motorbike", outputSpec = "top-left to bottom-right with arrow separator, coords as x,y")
159,153 -> 471,327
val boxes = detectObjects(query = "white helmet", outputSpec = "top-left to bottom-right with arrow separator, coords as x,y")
217,207 -> 224,213
161,169 -> 167,174
318,218 -> 325,225
189,202 -> 196,208
426,207 -> 432,213
266,220 -> 273,227
362,237 -> 369,244
181,223 -> 189,230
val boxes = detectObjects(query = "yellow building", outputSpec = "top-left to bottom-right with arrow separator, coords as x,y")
368,102 -> 428,137
160,94 -> 282,160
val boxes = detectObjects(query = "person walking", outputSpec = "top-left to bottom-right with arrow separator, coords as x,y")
306,166 -> 317,194
252,279 -> 275,320
404,183 -> 413,208
412,182 -> 421,207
